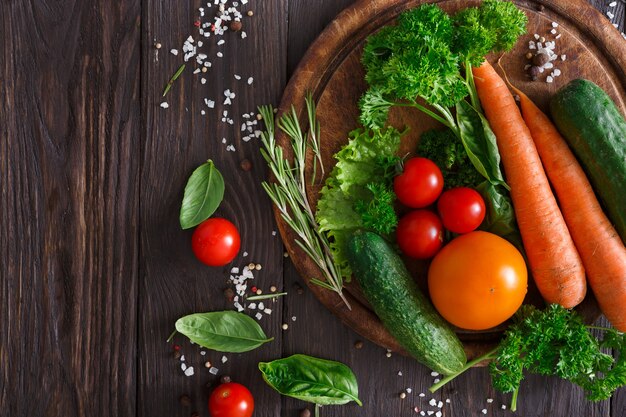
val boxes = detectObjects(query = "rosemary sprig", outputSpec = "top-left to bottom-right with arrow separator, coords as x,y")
162,64 -> 186,97
259,96 -> 350,310
246,292 -> 288,301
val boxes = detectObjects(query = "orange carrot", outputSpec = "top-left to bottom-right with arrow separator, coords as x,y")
509,83 -> 626,331
472,61 -> 586,308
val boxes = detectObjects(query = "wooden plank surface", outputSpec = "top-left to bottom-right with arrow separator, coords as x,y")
0,1 -> 141,415
0,1 -> 624,417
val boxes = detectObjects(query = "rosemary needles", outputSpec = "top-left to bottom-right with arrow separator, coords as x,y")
259,94 -> 350,310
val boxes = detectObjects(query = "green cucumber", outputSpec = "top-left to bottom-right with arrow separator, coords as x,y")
346,231 -> 467,375
549,79 -> 626,242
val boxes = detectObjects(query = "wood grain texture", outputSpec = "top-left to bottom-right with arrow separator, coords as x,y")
137,1 -> 287,417
0,1 -> 141,416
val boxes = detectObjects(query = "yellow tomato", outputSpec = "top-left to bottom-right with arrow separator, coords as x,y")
428,231 -> 527,330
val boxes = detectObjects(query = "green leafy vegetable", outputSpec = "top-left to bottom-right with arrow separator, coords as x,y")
475,181 -> 518,239
170,311 -> 273,353
430,305 -> 626,411
417,128 -> 483,189
179,160 -> 225,229
316,127 -> 402,276
455,100 -> 508,189
354,183 -> 398,235
259,354 -> 362,406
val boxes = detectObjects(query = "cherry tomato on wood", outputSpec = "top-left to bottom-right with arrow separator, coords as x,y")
437,187 -> 486,234
396,210 -> 444,259
192,218 -> 241,267
428,231 -> 527,330
394,157 -> 444,208
208,382 -> 254,417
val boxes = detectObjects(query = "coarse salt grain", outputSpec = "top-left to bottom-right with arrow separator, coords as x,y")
429,399 -> 437,407
291,316 -> 297,322
180,355 -> 185,362
247,77 -> 254,85
170,49 -> 179,55
607,11 -> 615,19
255,312 -> 262,320
433,378 -> 440,384
609,1 -> 617,6
201,78 -> 207,84
437,401 -> 443,408
264,308 -> 272,314
435,412 -> 442,417
430,371 -> 440,377
427,412 -> 434,416
546,75 -> 554,83
419,393 -> 425,397
184,366 -> 195,376
487,398 -> 494,403
160,102 -> 169,108
420,412 -> 425,416
550,28 -> 557,34
406,388 -> 413,394
181,363 -> 187,371
561,54 -> 567,61
445,399 -> 450,404
398,371 -> 403,376
501,405 -> 507,410
221,355 -> 228,363
552,22 -> 559,27
209,366 -> 219,375
481,409 -> 487,415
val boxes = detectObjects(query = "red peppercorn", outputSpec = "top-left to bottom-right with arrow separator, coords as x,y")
193,21 -> 201,27
173,344 -> 181,351
251,286 -> 258,293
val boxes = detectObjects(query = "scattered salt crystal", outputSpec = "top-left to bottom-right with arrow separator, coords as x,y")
546,76 -> 554,83
209,367 -> 219,375
501,405 -> 507,410
170,49 -> 179,56
264,308 -> 272,314
291,316 -> 297,322
487,398 -> 494,404
481,409 -> 487,415
234,74 -> 241,80
258,302 -> 265,310
614,23 -> 619,28
217,52 -> 223,58
221,355 -> 228,363
427,412 -> 434,416
247,77 -> 254,85
607,11 -> 615,19
609,1 -> 617,6
553,68 -> 561,76
181,363 -> 187,371
534,34 -> 540,40
201,78 -> 207,85
539,67 -> 545,73
430,371 -> 440,377
419,393 -> 426,397
406,388 -> 412,393
529,43 -> 536,50
552,22 -> 559,27
241,31 -> 247,39
437,401 -> 443,408
160,102 -> 169,109
205,99 -> 215,108
255,312 -> 263,320
420,412 -> 425,416
272,230 -> 277,236
248,303 -> 256,310
398,371 -> 403,376
556,34 -> 562,39
445,399 -> 450,404
217,39 -> 225,45
180,355 -> 185,362
550,28 -> 557,34
429,399 -> 437,407
544,62 -> 554,69
200,351 -> 206,356
561,54 -> 567,61
193,68 -> 201,74
184,366 -> 195,376
435,412 -> 442,417
433,378 -> 440,384
231,267 -> 239,274
243,251 -> 248,257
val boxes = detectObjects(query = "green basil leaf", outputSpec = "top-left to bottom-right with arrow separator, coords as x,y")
174,311 -> 273,353
476,181 -> 525,254
180,160 -> 225,229
455,100 -> 509,189
258,354 -> 362,406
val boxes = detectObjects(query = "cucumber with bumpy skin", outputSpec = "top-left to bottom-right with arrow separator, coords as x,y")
550,79 -> 626,242
346,231 -> 467,375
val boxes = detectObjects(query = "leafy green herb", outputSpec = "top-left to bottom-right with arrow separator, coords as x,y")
475,181 -> 519,242
455,100 -> 508,189
316,127 -> 402,276
179,160 -> 225,229
163,64 -> 186,97
259,354 -> 362,407
430,305 -> 626,411
417,128 -> 483,189
259,97 -> 350,309
169,311 -> 273,353
354,183 -> 398,235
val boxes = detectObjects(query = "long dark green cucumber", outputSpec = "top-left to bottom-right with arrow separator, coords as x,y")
346,231 -> 466,375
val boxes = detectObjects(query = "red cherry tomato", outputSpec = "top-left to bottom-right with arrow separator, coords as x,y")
437,187 -> 486,234
192,218 -> 241,267
396,210 -> 444,259
208,382 -> 254,417
394,157 -> 444,208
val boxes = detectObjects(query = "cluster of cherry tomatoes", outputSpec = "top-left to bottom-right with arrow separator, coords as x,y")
394,157 -> 486,259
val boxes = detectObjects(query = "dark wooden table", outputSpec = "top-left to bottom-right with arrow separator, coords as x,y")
1,1 -> 625,416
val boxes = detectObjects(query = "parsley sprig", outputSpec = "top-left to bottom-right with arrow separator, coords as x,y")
359,0 -> 527,133
429,305 -> 626,411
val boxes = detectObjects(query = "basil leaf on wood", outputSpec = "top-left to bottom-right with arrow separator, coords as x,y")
180,160 -> 225,229
174,311 -> 273,353
456,100 -> 509,190
258,354 -> 362,406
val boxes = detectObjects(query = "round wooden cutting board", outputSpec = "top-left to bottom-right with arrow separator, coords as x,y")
274,0 -> 626,361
